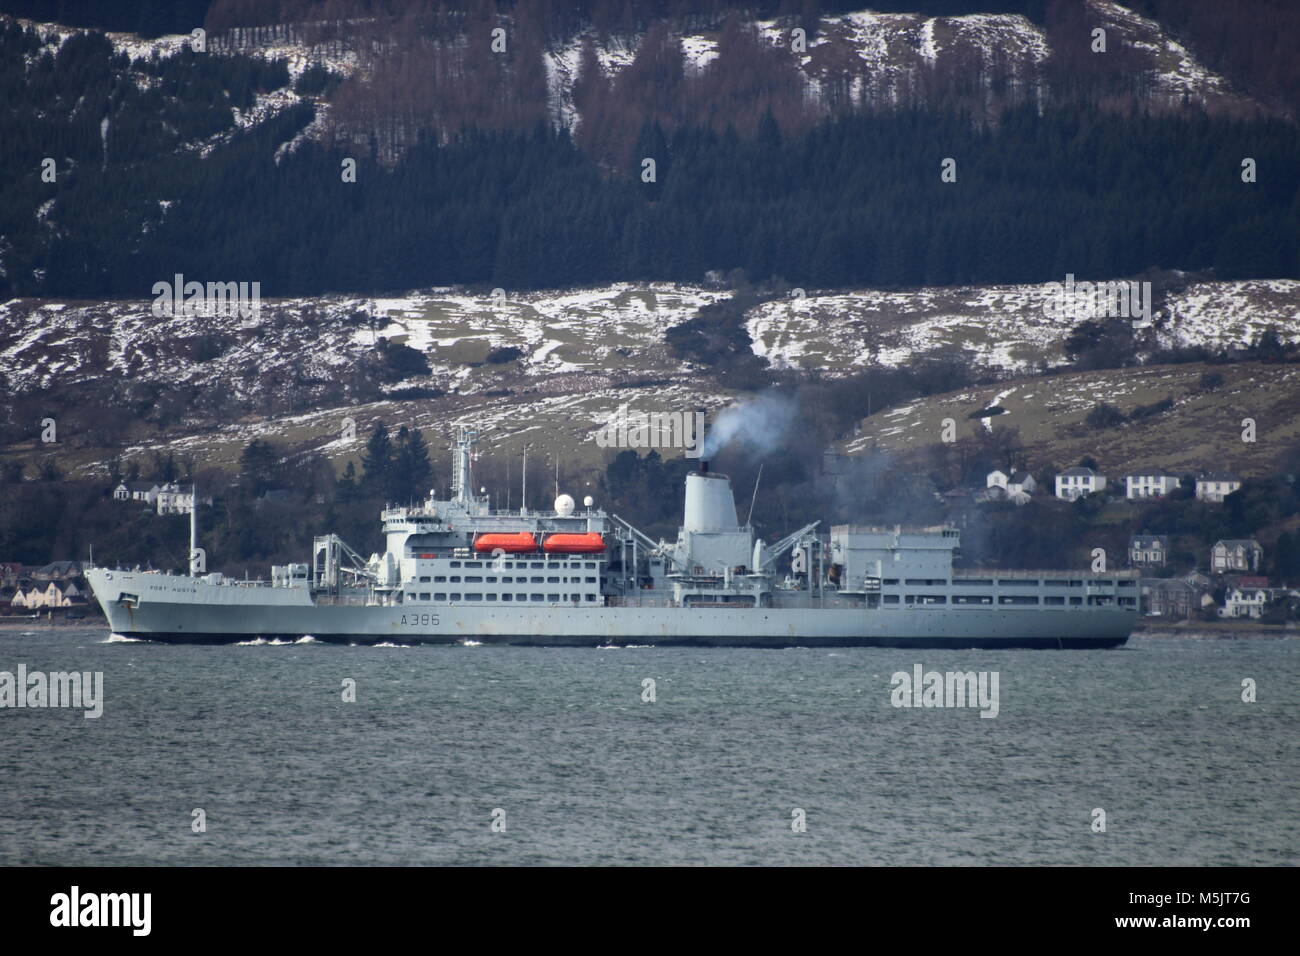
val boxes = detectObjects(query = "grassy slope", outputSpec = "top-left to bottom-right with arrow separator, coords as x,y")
837,361 -> 1300,476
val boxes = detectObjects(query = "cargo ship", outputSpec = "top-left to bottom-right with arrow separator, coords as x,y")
86,427 -> 1137,647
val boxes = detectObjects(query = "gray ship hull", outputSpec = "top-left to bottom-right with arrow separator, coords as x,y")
87,569 -> 1134,649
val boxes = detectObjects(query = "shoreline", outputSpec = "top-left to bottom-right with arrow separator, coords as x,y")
0,617 -> 105,630
1135,620 -> 1298,635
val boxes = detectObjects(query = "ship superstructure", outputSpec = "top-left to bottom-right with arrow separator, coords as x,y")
86,426 -> 1137,648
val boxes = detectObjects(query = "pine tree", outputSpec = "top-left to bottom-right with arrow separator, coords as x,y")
361,424 -> 392,498
392,425 -> 433,502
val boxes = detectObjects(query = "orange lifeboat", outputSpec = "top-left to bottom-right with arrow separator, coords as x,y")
542,533 -> 606,554
474,532 -> 537,553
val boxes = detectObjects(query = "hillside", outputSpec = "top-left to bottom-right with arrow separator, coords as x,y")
836,360 -> 1300,477
1,277 -> 1296,482
4,3 -> 1299,300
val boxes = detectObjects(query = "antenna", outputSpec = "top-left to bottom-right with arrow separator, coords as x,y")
451,425 -> 478,502
554,457 -> 559,499
521,445 -> 528,515
189,482 -> 198,576
747,463 -> 763,527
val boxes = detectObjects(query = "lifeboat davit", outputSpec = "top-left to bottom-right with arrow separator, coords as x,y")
474,532 -> 537,553
542,532 -> 606,554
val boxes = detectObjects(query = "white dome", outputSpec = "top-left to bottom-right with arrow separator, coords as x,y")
583,495 -> 594,508
554,494 -> 575,516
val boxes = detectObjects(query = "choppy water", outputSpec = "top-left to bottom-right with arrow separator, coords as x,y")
0,628 -> 1295,865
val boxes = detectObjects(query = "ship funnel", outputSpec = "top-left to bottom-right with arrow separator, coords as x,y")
684,471 -> 739,532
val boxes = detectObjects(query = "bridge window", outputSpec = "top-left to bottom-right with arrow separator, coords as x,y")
501,594 -> 513,602
434,593 -> 446,601
530,594 -> 544,602
434,576 -> 446,583
998,595 -> 1039,605
419,593 -> 430,601
465,593 -> 482,601
450,593 -> 461,601
464,575 -> 483,583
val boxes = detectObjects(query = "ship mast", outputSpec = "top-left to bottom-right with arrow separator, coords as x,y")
189,482 -> 199,576
451,425 -> 478,503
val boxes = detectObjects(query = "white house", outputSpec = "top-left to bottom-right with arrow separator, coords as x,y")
1124,472 -> 1180,499
12,583 -> 73,609
114,481 -> 161,505
980,469 -> 1034,505
155,483 -> 195,515
1210,539 -> 1263,574
1221,587 -> 1269,619
1055,466 -> 1106,500
1007,471 -> 1036,496
1129,534 -> 1169,568
1196,472 -> 1242,502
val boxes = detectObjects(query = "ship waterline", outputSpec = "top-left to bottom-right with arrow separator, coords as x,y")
83,571 -> 1135,648
86,426 -> 1138,649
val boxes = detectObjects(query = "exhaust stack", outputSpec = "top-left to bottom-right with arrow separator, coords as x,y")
683,471 -> 739,532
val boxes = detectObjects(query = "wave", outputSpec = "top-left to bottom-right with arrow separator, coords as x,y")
101,633 -> 147,643
373,641 -> 414,648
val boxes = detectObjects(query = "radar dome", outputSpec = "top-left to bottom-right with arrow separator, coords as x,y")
583,495 -> 594,508
554,494 -> 575,516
